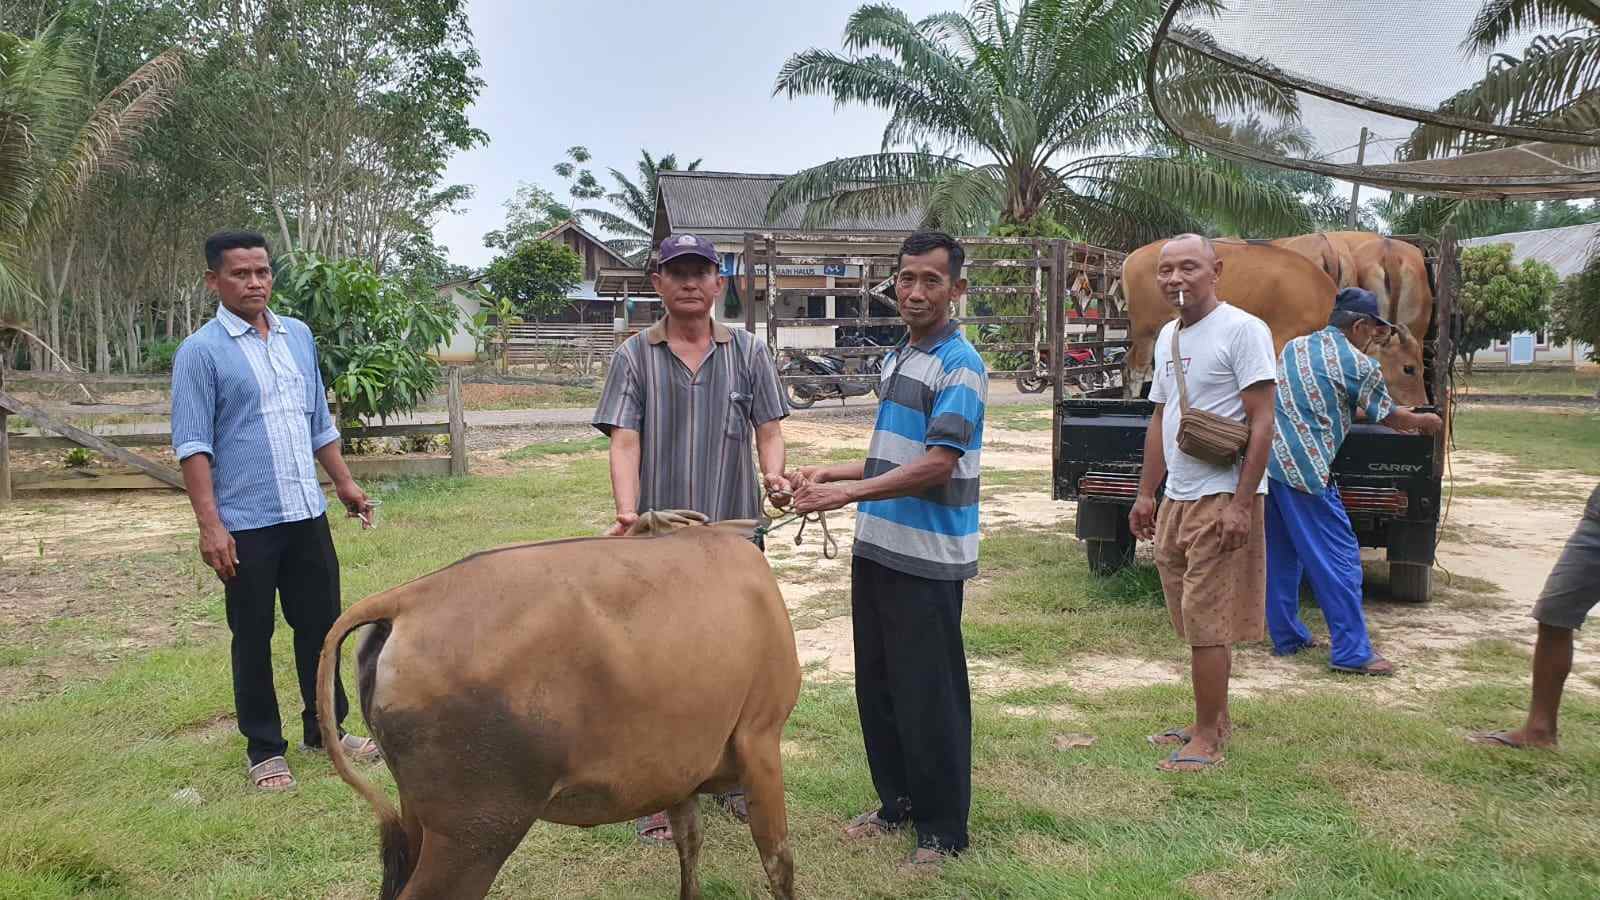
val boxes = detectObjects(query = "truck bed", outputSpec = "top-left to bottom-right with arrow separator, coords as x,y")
1052,398 -> 1441,599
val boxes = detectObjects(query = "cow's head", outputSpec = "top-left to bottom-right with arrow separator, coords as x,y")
1372,325 -> 1428,408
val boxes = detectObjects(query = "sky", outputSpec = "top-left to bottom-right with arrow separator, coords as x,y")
432,0 -> 1525,269
433,0 -> 948,269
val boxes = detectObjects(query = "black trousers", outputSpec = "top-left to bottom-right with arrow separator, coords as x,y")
224,514 -> 349,766
851,555 -> 972,853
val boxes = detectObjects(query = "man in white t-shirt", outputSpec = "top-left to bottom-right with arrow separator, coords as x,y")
1129,234 -> 1278,772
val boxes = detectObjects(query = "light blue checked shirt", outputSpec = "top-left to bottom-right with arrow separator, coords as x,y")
170,304 -> 340,532
1268,326 -> 1395,495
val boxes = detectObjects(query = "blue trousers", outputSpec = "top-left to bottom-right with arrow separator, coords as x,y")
1265,481 -> 1375,668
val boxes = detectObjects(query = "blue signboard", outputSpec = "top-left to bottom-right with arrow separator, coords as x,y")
823,263 -> 847,277
721,253 -> 738,277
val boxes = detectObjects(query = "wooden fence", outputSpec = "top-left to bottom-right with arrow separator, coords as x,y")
0,368 -> 470,504
493,323 -> 629,373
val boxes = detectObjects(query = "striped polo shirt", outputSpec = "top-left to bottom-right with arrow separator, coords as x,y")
170,305 -> 341,532
854,319 -> 987,581
592,317 -> 788,521
1269,326 -> 1395,494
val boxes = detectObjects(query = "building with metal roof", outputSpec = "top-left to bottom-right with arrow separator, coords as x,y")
651,170 -> 924,244
1461,223 -> 1597,368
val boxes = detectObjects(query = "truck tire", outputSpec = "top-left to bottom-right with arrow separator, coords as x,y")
1389,562 -> 1432,603
1086,535 -> 1135,575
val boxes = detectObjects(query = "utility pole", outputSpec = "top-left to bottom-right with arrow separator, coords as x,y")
1347,127 -> 1369,229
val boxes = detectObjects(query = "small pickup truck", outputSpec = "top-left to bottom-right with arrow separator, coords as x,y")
1050,236 -> 1457,603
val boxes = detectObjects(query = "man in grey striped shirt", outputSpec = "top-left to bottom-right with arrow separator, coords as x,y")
592,232 -> 790,843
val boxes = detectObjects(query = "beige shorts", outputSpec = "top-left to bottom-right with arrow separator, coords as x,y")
1153,493 -> 1266,647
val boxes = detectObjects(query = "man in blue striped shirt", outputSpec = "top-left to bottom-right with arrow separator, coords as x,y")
1266,288 -> 1441,676
792,231 -> 985,869
171,231 -> 379,792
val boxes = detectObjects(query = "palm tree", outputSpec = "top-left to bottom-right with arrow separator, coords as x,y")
1384,2 -> 1599,237
0,21 -> 183,365
766,0 -> 1313,247
1404,0 -> 1599,163
581,150 -> 702,261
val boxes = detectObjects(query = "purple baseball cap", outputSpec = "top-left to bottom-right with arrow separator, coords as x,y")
657,233 -> 719,266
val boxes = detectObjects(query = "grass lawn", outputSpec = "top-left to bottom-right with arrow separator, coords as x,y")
1457,367 -> 1600,398
3,456 -> 1600,897
987,402 -> 1053,433
1452,406 -> 1600,475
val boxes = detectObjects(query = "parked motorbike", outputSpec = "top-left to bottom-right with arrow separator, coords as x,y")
1016,346 -> 1104,394
781,350 -> 877,409
838,331 -> 887,396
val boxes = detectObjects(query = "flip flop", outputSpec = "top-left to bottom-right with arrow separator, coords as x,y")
635,811 -> 673,845
247,756 -> 296,792
1272,639 -> 1320,657
1147,726 -> 1192,747
899,847 -> 950,874
301,733 -> 383,762
1467,730 -> 1522,748
843,809 -> 906,840
1466,729 -> 1554,749
1157,750 -> 1225,772
716,791 -> 750,823
1330,656 -> 1396,677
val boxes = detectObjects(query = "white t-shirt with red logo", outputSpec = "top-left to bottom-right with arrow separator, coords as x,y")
1148,302 -> 1277,501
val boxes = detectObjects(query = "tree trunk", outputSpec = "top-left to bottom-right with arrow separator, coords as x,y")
93,280 -> 109,373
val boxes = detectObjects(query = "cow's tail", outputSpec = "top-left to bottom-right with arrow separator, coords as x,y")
316,591 -> 414,900
1380,238 -> 1405,325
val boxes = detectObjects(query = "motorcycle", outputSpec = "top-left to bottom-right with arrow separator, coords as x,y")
1015,346 -> 1103,394
780,348 -> 878,409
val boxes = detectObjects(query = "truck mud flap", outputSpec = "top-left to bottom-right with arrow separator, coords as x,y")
1077,499 -> 1136,575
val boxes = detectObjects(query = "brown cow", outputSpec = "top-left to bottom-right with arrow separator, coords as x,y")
1272,233 -> 1356,289
1320,231 -> 1435,341
1122,238 -> 1429,406
316,517 -> 801,900
1122,238 -> 1333,380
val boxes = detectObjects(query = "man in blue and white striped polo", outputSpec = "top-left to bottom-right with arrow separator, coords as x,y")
791,231 -> 986,870
1266,287 -> 1441,676
171,230 -> 379,792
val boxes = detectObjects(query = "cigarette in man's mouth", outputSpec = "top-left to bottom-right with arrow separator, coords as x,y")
1177,289 -> 1185,307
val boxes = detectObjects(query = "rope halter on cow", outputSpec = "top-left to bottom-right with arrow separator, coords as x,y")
622,503 -> 838,561
757,489 -> 839,560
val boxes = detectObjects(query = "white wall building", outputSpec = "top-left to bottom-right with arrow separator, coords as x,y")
1461,224 -> 1597,368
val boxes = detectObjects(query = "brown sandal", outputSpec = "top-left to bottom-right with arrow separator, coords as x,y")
302,733 -> 382,762
247,756 -> 295,792
635,811 -> 673,845
843,809 -> 906,840
716,791 -> 750,823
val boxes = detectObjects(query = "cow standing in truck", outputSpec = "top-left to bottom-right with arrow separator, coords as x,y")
1264,288 -> 1442,677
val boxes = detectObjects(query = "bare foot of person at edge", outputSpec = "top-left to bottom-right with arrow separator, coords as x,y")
1467,726 -> 1558,749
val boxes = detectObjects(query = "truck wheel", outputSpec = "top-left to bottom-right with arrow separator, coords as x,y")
1086,535 -> 1135,575
1389,562 -> 1432,603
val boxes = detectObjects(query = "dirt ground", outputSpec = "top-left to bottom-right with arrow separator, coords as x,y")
769,420 -> 1599,708
0,417 -> 1592,710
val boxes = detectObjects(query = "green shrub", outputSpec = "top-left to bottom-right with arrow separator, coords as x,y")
140,338 -> 182,373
